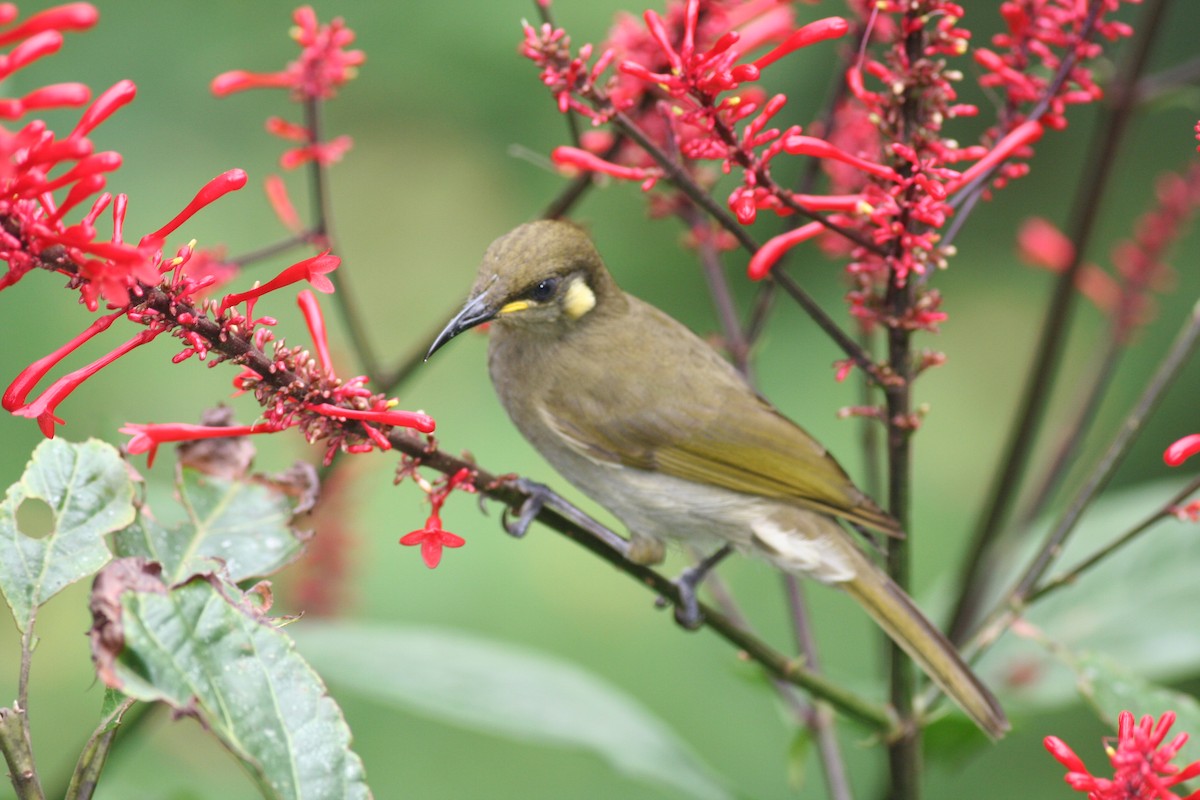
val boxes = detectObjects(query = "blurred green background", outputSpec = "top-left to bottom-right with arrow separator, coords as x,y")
2,1 -> 1199,797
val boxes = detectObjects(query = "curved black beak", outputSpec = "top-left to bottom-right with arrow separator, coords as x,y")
426,292 -> 498,361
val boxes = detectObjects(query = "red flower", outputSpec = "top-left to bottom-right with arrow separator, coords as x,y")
1045,711 -> 1200,800
1165,435 -> 1200,468
399,514 -> 466,569
210,6 -> 363,101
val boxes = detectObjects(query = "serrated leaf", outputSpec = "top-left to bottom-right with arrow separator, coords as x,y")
92,561 -> 369,800
967,479 -> 1200,711
293,621 -> 730,800
0,438 -> 133,631
114,467 -> 305,583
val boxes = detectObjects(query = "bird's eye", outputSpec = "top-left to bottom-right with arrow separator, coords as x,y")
529,277 -> 558,302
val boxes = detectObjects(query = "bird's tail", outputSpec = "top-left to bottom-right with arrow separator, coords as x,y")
838,546 -> 1009,739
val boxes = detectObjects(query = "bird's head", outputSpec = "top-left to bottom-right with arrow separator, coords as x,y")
426,220 -> 622,359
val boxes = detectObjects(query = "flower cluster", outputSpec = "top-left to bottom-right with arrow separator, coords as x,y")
399,467 -> 476,569
521,0 -> 1138,352
1019,161 -> 1200,342
212,5 -> 360,171
1045,711 -> 1200,799
1,4 -> 433,468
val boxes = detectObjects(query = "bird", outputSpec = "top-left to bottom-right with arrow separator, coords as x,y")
426,219 -> 1008,738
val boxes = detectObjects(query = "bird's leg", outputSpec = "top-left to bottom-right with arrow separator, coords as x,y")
668,544 -> 734,630
501,477 -> 552,539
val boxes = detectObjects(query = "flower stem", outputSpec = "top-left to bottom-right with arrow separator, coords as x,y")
302,95 -> 381,380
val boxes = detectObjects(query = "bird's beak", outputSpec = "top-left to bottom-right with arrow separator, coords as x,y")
426,291 -> 498,360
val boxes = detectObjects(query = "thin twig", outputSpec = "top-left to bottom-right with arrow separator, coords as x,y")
1027,475 -> 1200,606
784,575 -> 854,800
302,96 -> 382,380
1017,336 -> 1123,526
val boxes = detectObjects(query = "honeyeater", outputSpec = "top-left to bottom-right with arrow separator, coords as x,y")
426,219 -> 1007,738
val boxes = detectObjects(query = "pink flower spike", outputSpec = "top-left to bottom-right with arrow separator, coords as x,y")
142,169 -> 248,245
3,309 -> 122,411
399,514 -> 466,569
264,175 -> 302,232
946,120 -> 1044,195
747,222 -> 825,281
0,3 -> 98,47
121,420 -> 281,468
753,17 -> 850,71
782,135 -> 900,182
219,252 -> 340,310
1165,435 -> 1200,467
307,402 -> 436,434
297,289 -> 332,375
13,326 -> 165,438
551,145 -> 662,185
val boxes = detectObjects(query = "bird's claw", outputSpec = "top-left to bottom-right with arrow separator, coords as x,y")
501,477 -> 551,539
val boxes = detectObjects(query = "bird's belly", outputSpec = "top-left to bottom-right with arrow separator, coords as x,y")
548,451 -> 859,584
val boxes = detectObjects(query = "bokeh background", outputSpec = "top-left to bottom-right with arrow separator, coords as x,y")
2,1 -> 1199,797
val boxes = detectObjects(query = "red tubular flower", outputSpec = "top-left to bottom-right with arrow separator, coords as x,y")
306,403 -> 436,435
1165,435 -> 1200,468
219,252 -> 339,310
13,326 -> 165,437
0,3 -> 98,47
551,145 -> 662,189
121,421 -> 282,468
3,309 -> 121,411
1045,711 -> 1200,800
297,289 -> 332,376
141,169 -> 248,246
751,16 -> 849,71
264,175 -> 302,232
747,222 -> 825,281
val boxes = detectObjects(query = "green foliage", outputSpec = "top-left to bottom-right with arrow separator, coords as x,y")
0,439 -> 369,800
94,566 -> 369,800
295,621 -> 730,800
0,439 -> 134,633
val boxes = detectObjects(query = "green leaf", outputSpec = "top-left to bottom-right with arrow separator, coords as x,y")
970,478 -> 1200,711
293,621 -> 731,800
1069,650 -> 1200,766
0,438 -> 134,631
91,560 -> 370,800
114,466 -> 305,583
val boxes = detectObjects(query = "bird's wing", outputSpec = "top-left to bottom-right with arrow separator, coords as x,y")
542,301 -> 901,536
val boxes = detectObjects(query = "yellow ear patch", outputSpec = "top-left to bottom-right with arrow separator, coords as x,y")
499,299 -> 530,315
563,277 -> 596,320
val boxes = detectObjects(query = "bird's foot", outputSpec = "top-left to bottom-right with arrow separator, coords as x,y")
661,545 -> 735,631
501,477 -> 551,539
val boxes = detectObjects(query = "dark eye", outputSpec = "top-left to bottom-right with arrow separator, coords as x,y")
529,277 -> 558,302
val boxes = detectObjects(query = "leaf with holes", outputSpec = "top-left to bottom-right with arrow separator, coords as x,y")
90,560 -> 371,800
0,438 -> 134,632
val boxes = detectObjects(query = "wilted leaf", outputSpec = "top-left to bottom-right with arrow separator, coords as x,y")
89,559 -> 370,800
294,621 -> 730,800
0,439 -> 134,631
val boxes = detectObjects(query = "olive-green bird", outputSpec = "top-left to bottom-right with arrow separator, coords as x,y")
427,220 -> 1007,738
